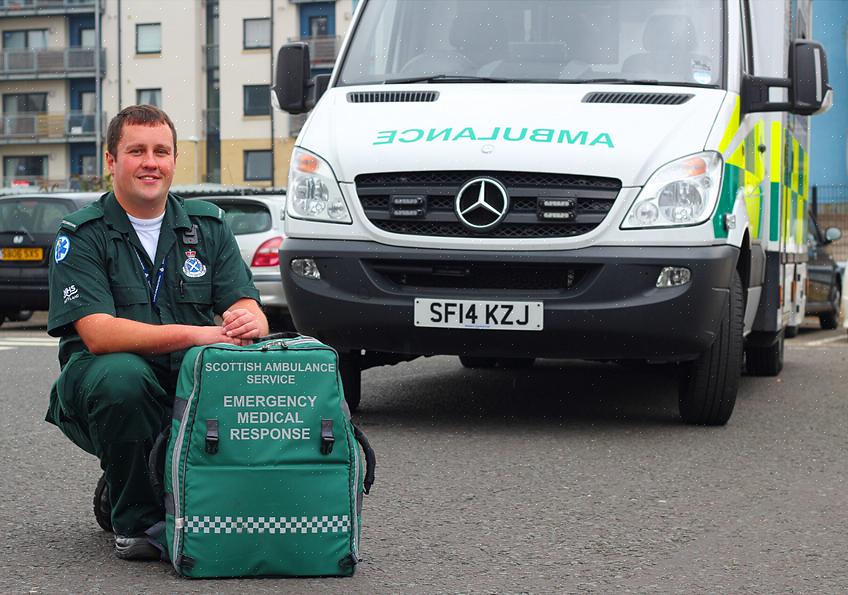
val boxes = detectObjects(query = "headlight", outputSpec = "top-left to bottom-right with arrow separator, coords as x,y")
622,152 -> 723,229
287,147 -> 351,223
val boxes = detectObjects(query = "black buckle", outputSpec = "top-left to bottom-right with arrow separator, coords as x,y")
320,419 -> 334,455
205,419 -> 219,454
182,224 -> 199,245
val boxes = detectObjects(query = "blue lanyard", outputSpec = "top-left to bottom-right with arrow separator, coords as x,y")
132,247 -> 167,307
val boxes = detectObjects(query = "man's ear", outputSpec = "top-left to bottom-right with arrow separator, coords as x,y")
105,151 -> 115,173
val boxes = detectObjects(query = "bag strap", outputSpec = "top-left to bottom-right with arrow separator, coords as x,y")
147,426 -> 171,502
353,424 -> 376,495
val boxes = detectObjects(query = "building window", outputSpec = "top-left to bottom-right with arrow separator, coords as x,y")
80,28 -> 96,49
137,88 -> 162,107
3,155 -> 47,186
244,18 -> 271,49
3,92 -> 47,114
136,23 -> 161,54
2,29 -> 47,50
244,150 -> 272,181
243,85 -> 270,116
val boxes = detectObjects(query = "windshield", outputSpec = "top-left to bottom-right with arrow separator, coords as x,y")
338,0 -> 723,87
0,198 -> 74,236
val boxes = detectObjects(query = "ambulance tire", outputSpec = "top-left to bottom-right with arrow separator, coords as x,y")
459,356 -> 498,368
338,353 -> 362,413
678,270 -> 743,426
784,325 -> 799,338
93,473 -> 113,533
819,287 -> 841,330
745,333 -> 784,376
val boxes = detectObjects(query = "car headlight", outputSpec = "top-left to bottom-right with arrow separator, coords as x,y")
622,152 -> 723,229
287,147 -> 351,223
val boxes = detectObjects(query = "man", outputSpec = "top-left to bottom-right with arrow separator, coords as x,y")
46,105 -> 268,560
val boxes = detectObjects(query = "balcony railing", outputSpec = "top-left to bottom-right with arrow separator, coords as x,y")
203,44 -> 218,71
0,0 -> 97,16
1,175 -> 104,192
0,111 -> 103,142
203,108 -> 219,135
0,48 -> 105,79
288,35 -> 343,66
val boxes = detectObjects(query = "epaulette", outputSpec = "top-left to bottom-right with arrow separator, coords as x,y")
59,203 -> 104,232
182,199 -> 224,221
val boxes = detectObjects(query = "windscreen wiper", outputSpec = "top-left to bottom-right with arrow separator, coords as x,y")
382,74 -> 517,84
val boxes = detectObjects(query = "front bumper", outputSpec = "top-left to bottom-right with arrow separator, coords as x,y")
280,240 -> 739,362
0,268 -> 48,312
250,269 -> 288,312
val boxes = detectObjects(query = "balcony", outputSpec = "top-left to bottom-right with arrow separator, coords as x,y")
203,44 -> 218,71
1,175 -> 103,192
203,108 -> 219,135
0,111 -> 103,144
0,0 -> 98,17
288,35 -> 343,67
0,47 -> 105,80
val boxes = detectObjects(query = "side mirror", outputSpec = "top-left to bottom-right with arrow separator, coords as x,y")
273,43 -> 313,114
741,39 -> 832,116
824,227 -> 842,243
789,40 -> 832,116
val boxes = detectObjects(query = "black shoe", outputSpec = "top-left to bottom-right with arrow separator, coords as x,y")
114,535 -> 160,561
93,473 -> 113,533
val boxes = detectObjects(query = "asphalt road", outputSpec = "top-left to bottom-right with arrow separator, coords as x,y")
1,313 -> 847,594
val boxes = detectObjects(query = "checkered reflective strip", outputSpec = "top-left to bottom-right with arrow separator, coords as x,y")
185,515 -> 350,534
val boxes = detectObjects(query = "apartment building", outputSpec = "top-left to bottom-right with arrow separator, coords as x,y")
0,0 -> 354,189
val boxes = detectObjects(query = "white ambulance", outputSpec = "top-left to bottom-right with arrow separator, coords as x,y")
273,0 -> 831,424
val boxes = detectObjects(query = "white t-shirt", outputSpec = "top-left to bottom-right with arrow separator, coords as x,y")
127,211 -> 165,263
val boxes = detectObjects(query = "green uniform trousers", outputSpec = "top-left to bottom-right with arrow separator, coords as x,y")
50,351 -> 174,537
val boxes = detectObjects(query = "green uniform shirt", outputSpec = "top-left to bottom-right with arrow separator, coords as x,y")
47,192 -> 261,374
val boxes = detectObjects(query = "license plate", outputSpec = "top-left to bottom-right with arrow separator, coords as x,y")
414,298 -> 543,331
0,247 -> 43,261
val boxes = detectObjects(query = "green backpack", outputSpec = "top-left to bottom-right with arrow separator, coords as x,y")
155,336 -> 375,578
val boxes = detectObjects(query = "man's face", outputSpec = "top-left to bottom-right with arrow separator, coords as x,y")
106,122 -> 176,215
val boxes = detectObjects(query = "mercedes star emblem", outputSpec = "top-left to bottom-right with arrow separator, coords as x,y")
12,235 -> 24,244
455,177 -> 510,231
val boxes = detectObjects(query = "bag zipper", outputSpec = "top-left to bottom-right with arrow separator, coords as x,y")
170,347 -> 206,570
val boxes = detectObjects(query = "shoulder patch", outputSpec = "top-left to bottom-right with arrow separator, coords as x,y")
182,199 -> 223,221
60,203 -> 104,232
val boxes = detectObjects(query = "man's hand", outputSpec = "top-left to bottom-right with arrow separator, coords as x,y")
222,308 -> 262,340
193,325 -> 246,347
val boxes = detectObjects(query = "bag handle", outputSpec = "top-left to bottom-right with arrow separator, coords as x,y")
353,425 -> 376,495
147,426 -> 171,502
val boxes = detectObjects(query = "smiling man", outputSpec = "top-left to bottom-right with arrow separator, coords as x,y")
45,105 -> 268,560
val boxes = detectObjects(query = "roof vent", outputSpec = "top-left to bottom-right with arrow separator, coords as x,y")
347,91 -> 439,103
582,92 -> 694,105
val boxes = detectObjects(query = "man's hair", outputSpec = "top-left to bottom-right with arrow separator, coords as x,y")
106,104 -> 177,157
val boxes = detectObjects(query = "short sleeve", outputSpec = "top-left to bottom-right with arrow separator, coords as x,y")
208,218 -> 261,314
47,229 -> 116,337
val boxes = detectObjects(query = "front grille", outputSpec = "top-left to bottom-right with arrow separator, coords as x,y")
355,171 -> 621,238
367,260 -> 591,292
347,91 -> 439,103
583,92 -> 694,105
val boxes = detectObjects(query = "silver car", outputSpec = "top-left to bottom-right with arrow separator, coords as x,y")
179,187 -> 290,329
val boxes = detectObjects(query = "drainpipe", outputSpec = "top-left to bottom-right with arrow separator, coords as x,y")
269,0 -> 275,186
95,0 -> 102,177
117,0 -> 122,109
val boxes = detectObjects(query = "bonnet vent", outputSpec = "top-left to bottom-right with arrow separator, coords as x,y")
582,92 -> 693,105
347,91 -> 439,103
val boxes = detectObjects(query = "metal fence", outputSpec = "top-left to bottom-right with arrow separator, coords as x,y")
0,175 -> 102,192
0,112 -> 102,141
812,184 -> 848,261
0,47 -> 104,77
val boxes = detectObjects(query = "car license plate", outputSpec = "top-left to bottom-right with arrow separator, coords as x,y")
0,247 -> 43,261
414,298 -> 543,331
